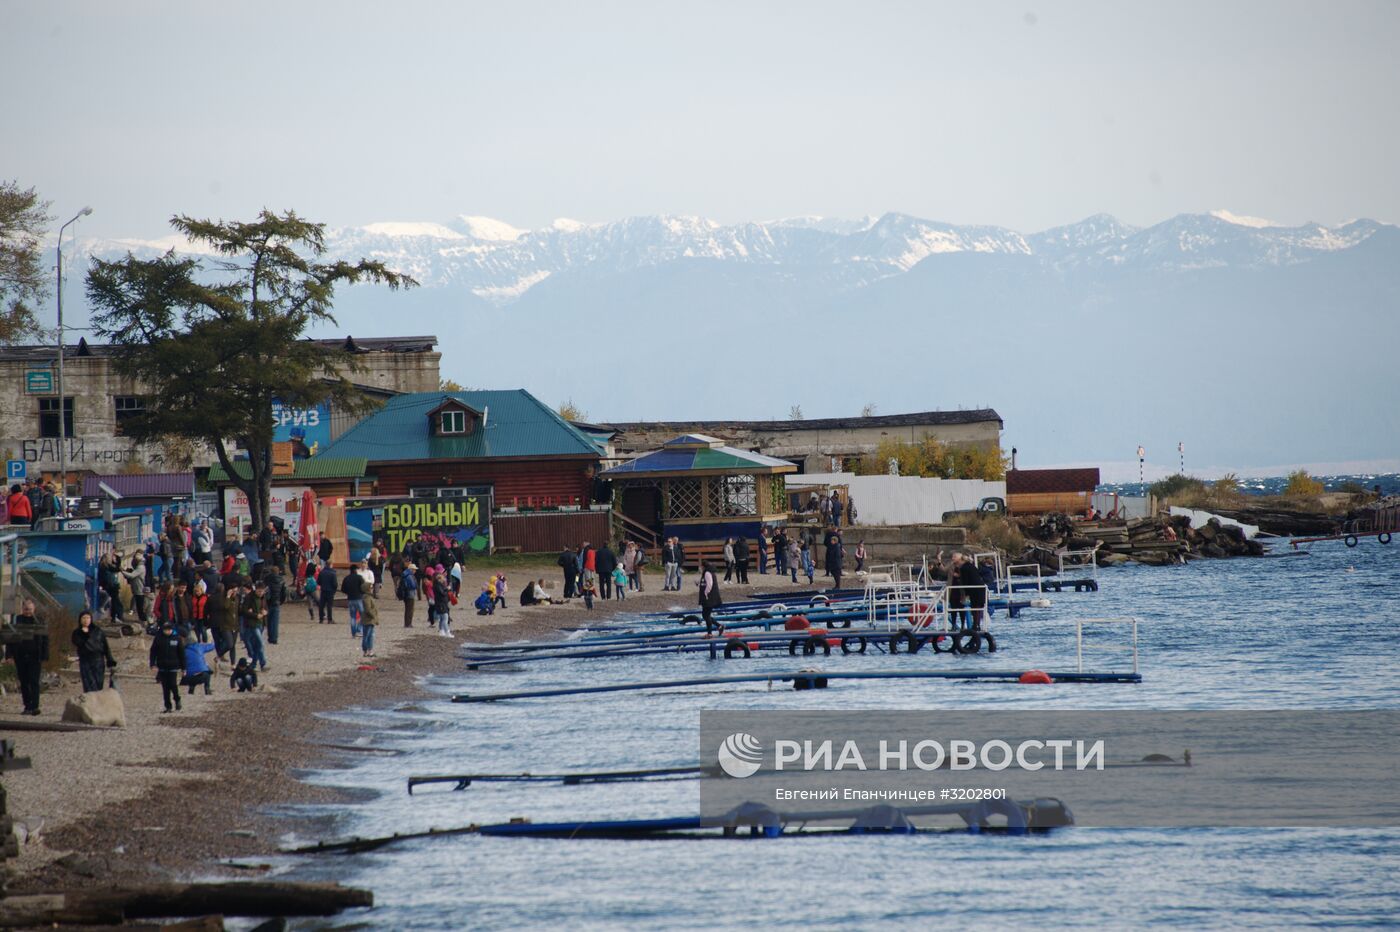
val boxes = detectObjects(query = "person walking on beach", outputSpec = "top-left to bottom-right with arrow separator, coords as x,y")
824,527 -> 845,590
612,563 -> 628,600
360,591 -> 379,656
6,599 -> 47,715
211,583 -> 240,664
185,580 -> 211,644
800,536 -> 815,585
366,543 -> 385,597
758,528 -> 770,575
662,538 -> 679,591
557,547 -> 579,599
341,562 -> 366,638
317,562 -> 338,624
317,532 -> 333,565
430,569 -> 454,636
698,560 -> 723,628
774,528 -> 788,577
398,562 -> 419,627
71,610 -> 116,693
301,568 -> 319,620
123,554 -> 149,624
149,617 -> 185,713
240,580 -> 270,672
734,536 -> 750,584
596,543 -> 617,600
786,536 -> 802,583
580,542 -> 598,596
262,566 -> 286,645
492,573 -> 508,610
722,537 -> 735,582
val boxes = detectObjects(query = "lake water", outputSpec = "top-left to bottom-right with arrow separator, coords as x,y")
279,539 -> 1400,929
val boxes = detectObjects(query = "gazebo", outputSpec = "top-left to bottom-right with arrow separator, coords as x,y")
600,434 -> 796,561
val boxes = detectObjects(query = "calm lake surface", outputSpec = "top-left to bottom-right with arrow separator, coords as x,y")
279,538 -> 1400,929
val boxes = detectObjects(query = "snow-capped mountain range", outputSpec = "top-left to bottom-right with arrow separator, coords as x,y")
77,209 -> 1394,305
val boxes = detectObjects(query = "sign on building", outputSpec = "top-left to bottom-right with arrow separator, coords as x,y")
344,496 -> 491,563
223,485 -> 314,542
271,400 -> 332,456
6,459 -> 24,481
24,369 -> 54,393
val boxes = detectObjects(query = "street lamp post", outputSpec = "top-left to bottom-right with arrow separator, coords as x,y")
56,206 -> 93,511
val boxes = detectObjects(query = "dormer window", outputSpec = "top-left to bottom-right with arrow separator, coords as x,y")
440,410 -> 466,434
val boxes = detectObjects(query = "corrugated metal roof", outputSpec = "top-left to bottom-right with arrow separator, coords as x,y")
1006,468 -> 1101,494
601,440 -> 796,476
80,472 -> 195,498
317,391 -> 601,463
207,458 -> 368,482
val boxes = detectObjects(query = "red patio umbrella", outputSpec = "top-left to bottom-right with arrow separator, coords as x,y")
297,488 -> 319,582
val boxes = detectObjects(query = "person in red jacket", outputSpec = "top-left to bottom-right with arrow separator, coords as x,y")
6,484 -> 33,526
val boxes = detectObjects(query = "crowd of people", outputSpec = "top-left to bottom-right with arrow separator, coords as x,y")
3,477 -> 65,525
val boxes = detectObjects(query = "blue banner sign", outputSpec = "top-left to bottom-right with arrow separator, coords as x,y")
272,400 -> 332,455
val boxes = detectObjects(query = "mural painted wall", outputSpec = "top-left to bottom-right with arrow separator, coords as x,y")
15,529 -> 112,616
272,401 -> 332,457
344,497 -> 491,563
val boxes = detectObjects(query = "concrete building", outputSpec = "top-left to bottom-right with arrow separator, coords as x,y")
0,336 -> 440,485
602,409 -> 1003,473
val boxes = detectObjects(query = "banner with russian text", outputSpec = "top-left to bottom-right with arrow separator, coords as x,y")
344,497 -> 491,563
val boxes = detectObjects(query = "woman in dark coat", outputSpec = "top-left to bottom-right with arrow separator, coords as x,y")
71,610 -> 117,692
698,560 -> 723,628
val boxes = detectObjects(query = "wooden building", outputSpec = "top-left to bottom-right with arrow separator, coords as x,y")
600,434 -> 796,566
1005,467 -> 1102,516
315,390 -> 606,554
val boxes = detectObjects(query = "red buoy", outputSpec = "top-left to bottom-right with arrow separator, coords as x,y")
1018,670 -> 1053,685
784,614 -> 811,631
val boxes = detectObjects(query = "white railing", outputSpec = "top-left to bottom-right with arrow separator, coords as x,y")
1075,617 -> 1139,673
973,551 -> 1003,586
1004,563 -> 1043,594
1058,549 -> 1099,580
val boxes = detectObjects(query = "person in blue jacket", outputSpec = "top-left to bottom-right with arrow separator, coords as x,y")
182,637 -> 217,695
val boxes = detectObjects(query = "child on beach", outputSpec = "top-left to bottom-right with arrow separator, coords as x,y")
493,573 -> 508,610
302,570 -> 318,620
854,540 -> 867,572
612,565 -> 628,600
581,576 -> 595,609
229,657 -> 258,692
475,585 -> 494,616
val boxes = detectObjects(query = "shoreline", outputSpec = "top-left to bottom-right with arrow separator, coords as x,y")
3,565 -> 802,892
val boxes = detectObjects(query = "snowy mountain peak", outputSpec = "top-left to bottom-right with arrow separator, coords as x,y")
69,209 -> 1393,307
360,221 -> 464,239
1209,209 -> 1277,229
451,215 -> 526,241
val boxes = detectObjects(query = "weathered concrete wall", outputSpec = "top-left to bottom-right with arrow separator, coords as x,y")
0,347 -> 441,476
844,524 -> 968,566
611,418 -> 1001,472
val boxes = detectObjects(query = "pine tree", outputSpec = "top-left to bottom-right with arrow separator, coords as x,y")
87,210 -> 416,532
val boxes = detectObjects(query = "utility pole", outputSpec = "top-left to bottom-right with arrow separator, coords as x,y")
1137,445 -> 1145,486
56,206 -> 93,511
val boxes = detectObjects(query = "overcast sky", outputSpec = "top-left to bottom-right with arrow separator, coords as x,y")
5,0 -> 1399,239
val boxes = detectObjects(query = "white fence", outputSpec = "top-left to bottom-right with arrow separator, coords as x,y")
789,473 -> 1007,526
1091,492 -> 1152,520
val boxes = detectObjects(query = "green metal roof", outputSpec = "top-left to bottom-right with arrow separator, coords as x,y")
207,457 -> 368,482
317,390 -> 601,463
601,438 -> 796,477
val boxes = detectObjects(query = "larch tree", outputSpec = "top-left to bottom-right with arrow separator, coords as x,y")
86,209 -> 416,534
